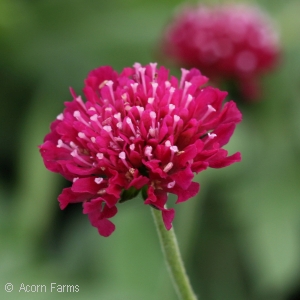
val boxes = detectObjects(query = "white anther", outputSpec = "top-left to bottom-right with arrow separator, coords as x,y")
91,137 -> 96,143
116,122 -> 122,129
169,104 -> 175,112
148,97 -> 154,104
119,151 -> 131,169
119,151 -> 126,160
144,146 -> 153,159
57,113 -> 64,120
167,181 -> 176,189
170,146 -> 179,153
103,125 -> 112,132
165,140 -> 172,147
165,81 -> 171,88
90,114 -> 98,122
97,153 -> 104,159
174,115 -> 180,123
73,177 -> 79,182
150,111 -> 156,119
208,133 -> 217,139
94,177 -> 103,184
130,144 -> 135,151
114,112 -> 121,121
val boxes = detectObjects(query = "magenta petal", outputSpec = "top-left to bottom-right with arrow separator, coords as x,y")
170,167 -> 194,190
171,181 -> 200,203
58,187 -> 89,209
209,151 -> 241,168
162,208 -> 175,230
97,219 -> 116,237
72,177 -> 103,194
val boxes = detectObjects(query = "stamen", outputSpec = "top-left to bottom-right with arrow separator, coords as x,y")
105,80 -> 115,104
144,146 -> 153,160
168,104 -> 175,113
119,151 -> 130,169
179,68 -> 189,89
131,83 -> 138,94
73,177 -> 79,182
139,67 -> 147,95
70,142 -> 78,149
149,62 -> 157,81
114,112 -> 121,121
73,111 -> 90,127
75,96 -> 86,111
78,132 -> 90,142
130,144 -> 135,151
168,87 -> 175,104
133,62 -> 142,74
150,111 -> 156,128
202,105 -> 216,121
151,82 -> 158,98
57,139 -> 72,150
181,81 -> 192,104
173,115 -> 180,130
126,117 -> 137,136
136,106 -> 144,117
163,162 -> 173,173
70,149 -> 93,166
184,94 -> 193,109
170,145 -> 179,161
90,114 -> 102,130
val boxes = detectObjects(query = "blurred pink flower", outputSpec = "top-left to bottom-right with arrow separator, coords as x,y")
160,4 -> 280,100
39,63 -> 242,237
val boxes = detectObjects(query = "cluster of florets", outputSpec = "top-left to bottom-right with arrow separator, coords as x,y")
160,4 -> 280,99
39,63 -> 241,236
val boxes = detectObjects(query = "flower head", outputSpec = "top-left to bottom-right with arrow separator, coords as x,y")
160,4 -> 280,100
39,63 -> 242,237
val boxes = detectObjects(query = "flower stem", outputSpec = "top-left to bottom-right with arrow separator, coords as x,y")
151,207 -> 198,300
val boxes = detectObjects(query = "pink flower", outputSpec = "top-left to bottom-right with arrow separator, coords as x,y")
160,4 -> 280,100
39,63 -> 242,237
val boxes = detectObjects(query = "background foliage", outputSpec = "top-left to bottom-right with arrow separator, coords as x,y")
1,0 -> 300,299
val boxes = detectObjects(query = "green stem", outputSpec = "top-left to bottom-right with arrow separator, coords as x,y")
151,207 -> 198,300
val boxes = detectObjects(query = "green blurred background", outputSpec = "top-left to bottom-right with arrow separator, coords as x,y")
1,0 -> 300,299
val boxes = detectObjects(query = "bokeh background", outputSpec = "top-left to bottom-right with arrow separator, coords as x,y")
1,0 -> 300,299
